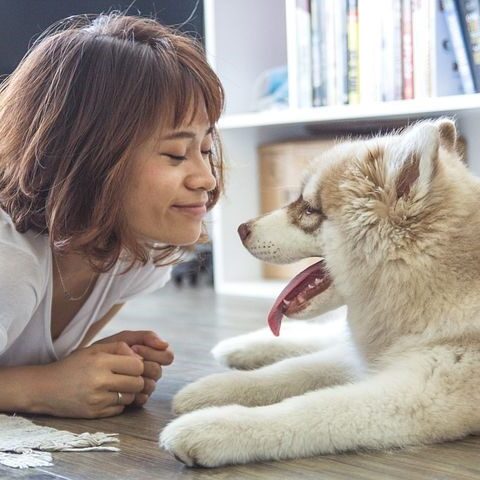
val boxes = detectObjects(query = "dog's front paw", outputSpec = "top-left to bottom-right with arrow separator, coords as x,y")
173,371 -> 249,414
212,334 -> 289,370
160,406 -> 257,467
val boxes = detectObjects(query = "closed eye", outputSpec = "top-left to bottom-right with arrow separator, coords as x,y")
165,154 -> 187,161
163,150 -> 212,162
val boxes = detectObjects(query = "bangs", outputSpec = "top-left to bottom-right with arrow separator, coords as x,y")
142,36 -> 224,135
172,70 -> 223,129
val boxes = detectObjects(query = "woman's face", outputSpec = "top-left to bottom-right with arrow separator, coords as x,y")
124,109 -> 216,246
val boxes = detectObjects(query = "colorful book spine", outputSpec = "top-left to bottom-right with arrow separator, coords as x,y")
401,0 -> 415,99
456,0 -> 480,91
434,0 -> 464,96
442,0 -> 475,93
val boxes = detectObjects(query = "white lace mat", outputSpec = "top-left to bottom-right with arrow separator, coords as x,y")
0,414 -> 119,469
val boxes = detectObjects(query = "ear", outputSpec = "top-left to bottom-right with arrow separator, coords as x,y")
435,117 -> 457,152
394,122 -> 440,199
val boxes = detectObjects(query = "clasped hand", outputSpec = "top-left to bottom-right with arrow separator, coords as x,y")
92,330 -> 174,407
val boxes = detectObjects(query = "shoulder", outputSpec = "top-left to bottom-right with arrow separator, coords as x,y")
0,209 -> 47,289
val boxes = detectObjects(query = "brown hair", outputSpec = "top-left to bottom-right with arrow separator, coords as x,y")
0,12 -> 225,273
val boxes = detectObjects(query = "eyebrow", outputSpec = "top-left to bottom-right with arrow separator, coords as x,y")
162,126 -> 214,140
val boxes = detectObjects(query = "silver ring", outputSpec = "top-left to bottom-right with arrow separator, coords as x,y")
116,392 -> 123,405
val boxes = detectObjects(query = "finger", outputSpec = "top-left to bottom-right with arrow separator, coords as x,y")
104,354 -> 144,376
105,373 -> 145,394
142,361 -> 162,381
109,391 -> 136,406
133,393 -> 149,407
98,405 -> 125,418
90,341 -> 142,359
142,332 -> 169,350
112,331 -> 169,349
142,377 -> 157,396
131,345 -> 174,366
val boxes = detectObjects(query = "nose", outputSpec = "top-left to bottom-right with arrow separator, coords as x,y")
238,222 -> 251,243
188,155 -> 217,192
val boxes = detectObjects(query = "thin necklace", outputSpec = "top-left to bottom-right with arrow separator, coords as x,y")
53,253 -> 96,302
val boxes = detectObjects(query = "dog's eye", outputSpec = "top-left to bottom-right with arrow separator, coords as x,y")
305,205 -> 321,216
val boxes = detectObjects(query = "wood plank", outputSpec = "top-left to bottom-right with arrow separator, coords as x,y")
11,284 -> 480,479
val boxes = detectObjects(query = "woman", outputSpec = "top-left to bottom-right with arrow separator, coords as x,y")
0,12 -> 224,418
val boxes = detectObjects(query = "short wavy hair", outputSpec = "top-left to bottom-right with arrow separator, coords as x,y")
0,13 -> 225,273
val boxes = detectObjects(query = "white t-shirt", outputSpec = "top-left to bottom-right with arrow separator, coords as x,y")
0,208 -> 171,367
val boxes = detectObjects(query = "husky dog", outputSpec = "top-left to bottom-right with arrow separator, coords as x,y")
160,119 -> 480,467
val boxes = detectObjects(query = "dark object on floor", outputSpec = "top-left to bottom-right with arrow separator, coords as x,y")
172,243 -> 214,287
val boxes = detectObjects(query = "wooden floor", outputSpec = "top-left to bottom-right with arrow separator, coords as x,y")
2,284 -> 480,480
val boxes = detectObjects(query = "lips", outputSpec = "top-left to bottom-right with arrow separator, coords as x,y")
171,202 -> 207,217
267,260 -> 332,336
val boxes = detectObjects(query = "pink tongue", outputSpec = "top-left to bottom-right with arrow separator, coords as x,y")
267,260 -> 328,336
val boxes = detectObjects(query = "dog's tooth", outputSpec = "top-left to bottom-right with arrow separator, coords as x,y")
283,299 -> 290,306
314,278 -> 321,285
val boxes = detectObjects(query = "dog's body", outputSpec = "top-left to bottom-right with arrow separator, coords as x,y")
160,119 -> 480,467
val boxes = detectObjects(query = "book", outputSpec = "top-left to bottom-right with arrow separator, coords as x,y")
311,0 -> 327,106
333,0 -> 348,104
433,0 -> 464,96
442,0 -> 475,93
402,0 -> 415,99
296,0 -> 313,107
381,0 -> 403,101
455,0 -> 480,91
347,0 -> 360,104
412,0 -> 434,98
358,0 -> 383,103
324,0 -> 337,105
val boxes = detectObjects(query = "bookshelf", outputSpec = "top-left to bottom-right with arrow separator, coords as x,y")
204,0 -> 480,298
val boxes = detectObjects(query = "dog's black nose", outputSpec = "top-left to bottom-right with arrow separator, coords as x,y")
238,223 -> 251,243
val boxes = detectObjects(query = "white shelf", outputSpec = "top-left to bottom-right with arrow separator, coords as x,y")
219,94 -> 480,130
206,0 -> 480,298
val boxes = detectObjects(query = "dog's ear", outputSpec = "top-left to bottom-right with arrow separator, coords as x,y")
394,122 -> 440,199
435,118 -> 457,152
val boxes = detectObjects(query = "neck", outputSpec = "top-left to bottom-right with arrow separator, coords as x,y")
53,250 -> 98,281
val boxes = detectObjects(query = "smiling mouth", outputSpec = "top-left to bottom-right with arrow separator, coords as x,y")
267,259 -> 331,336
171,204 -> 207,217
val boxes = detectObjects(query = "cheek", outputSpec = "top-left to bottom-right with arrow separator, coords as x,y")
130,165 -> 176,210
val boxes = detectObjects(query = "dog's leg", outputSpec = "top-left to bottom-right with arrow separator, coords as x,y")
173,338 -> 361,414
161,350 -> 479,467
212,310 -> 347,370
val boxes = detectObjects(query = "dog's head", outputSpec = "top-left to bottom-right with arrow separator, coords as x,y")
239,119 -> 473,335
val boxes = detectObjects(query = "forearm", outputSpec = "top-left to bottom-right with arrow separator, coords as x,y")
0,364 -> 52,414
